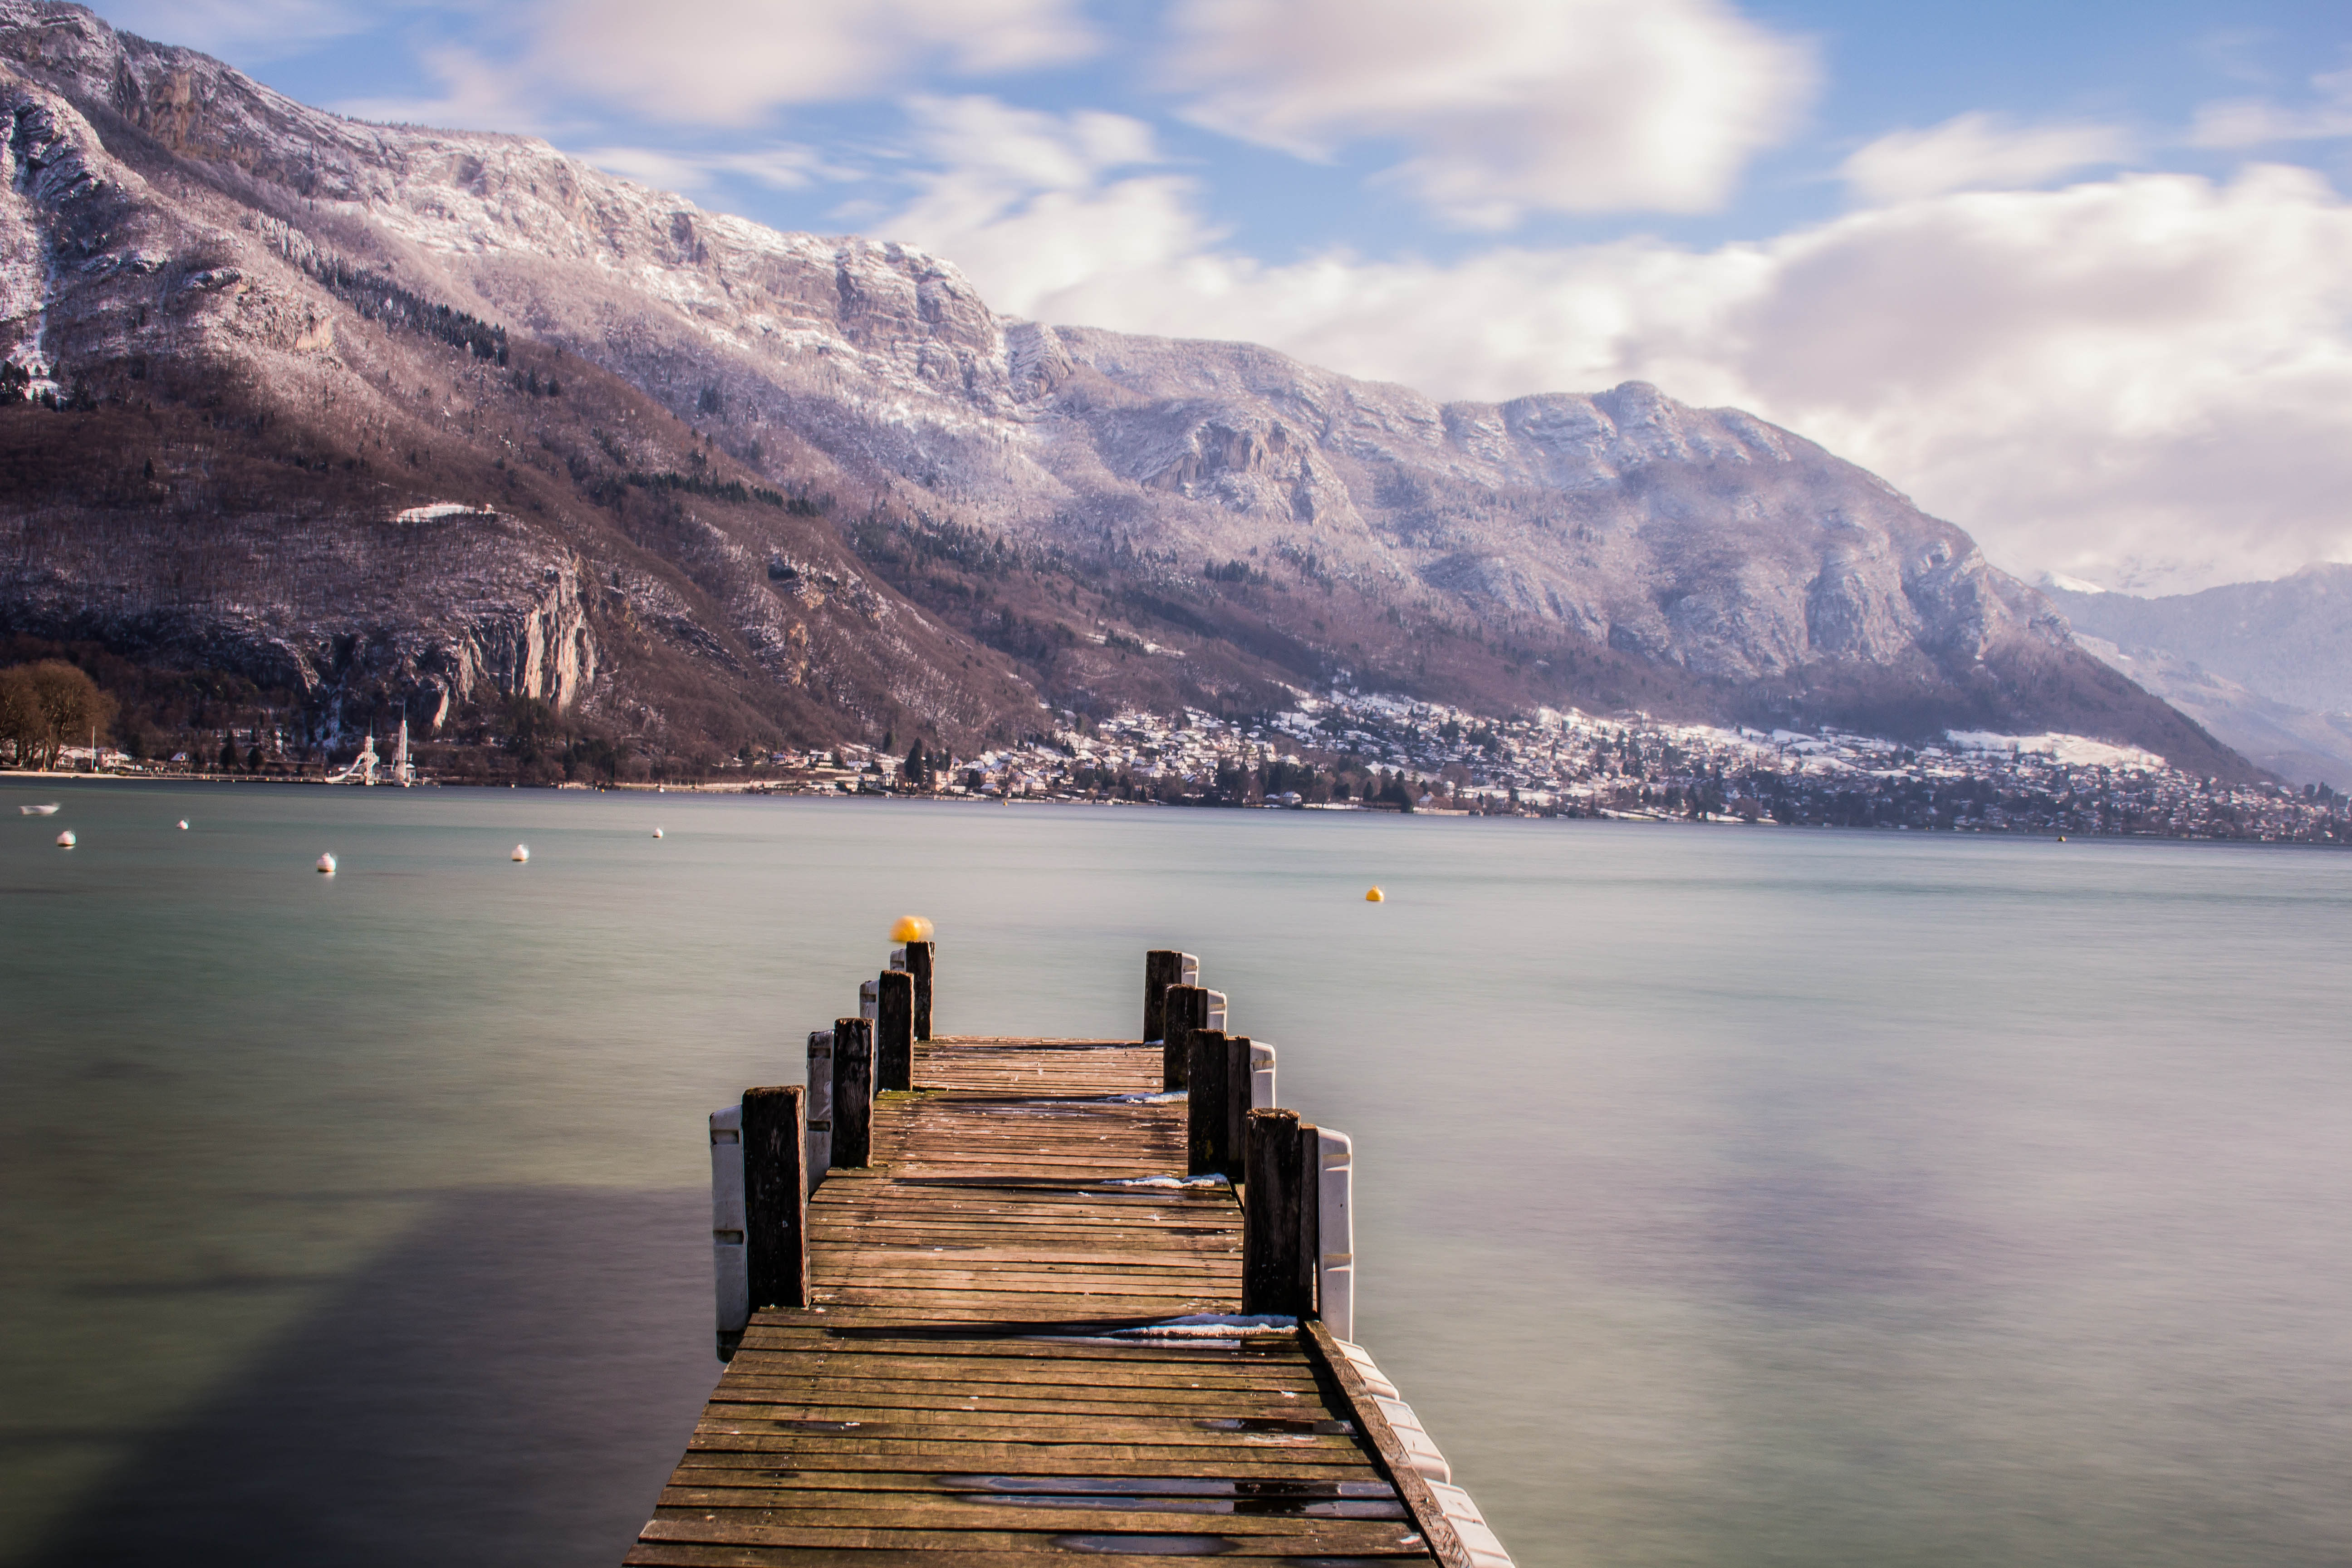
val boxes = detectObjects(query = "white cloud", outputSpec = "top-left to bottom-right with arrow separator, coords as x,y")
881,146 -> 2352,594
1840,113 -> 2133,204
524,0 -> 1098,126
1161,0 -> 1815,226
2190,64 -> 2352,148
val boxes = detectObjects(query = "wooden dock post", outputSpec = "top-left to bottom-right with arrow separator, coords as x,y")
831,1017 -> 874,1166
740,1085 -> 808,1317
1188,1029 -> 1253,1180
1142,949 -> 1197,1042
1160,983 -> 1228,1089
707,1105 -> 748,1360
903,940 -> 936,1040
875,969 -> 914,1091
1245,1107 -> 1320,1316
803,1030 -> 833,1189
1161,982 -> 1205,1089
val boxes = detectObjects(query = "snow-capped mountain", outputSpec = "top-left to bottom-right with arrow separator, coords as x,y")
0,1 -> 2246,774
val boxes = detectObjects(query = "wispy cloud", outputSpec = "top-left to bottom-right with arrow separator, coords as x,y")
1161,0 -> 1816,227
522,0 -> 1099,126
2190,64 -> 2352,148
1840,113 -> 2133,205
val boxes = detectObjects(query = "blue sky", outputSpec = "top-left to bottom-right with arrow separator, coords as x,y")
85,0 -> 2352,591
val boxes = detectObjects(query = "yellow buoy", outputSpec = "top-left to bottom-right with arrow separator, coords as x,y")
890,914 -> 936,942
316,852 -> 337,874
1364,886 -> 1384,902
512,843 -> 530,862
56,828 -> 76,848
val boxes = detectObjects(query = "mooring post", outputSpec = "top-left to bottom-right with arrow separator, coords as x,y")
804,1029 -> 833,1188
1186,1029 -> 1228,1176
831,1017 -> 875,1166
904,940 -> 936,1040
1161,983 -> 1210,1089
1244,1107 -> 1320,1316
710,1105 -> 748,1360
1317,1128 -> 1355,1342
742,1085 -> 809,1319
1250,1040 -> 1278,1110
1142,950 -> 1195,1042
1188,1031 -> 1254,1180
876,969 -> 914,1091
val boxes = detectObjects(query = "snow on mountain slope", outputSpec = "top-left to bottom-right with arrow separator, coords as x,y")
0,1 -> 2253,775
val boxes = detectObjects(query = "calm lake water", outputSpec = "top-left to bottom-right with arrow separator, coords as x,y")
4,781 -> 2349,1567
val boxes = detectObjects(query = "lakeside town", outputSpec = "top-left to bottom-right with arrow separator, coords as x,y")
19,673 -> 2346,844
804,689 -> 2347,843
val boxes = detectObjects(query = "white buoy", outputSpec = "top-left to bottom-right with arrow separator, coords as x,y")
316,852 -> 337,874
512,843 -> 530,862
652,827 -> 663,839
177,819 -> 189,830
56,828 -> 76,848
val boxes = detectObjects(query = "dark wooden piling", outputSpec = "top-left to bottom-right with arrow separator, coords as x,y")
1245,1107 -> 1320,1317
1142,948 -> 1193,1042
903,940 -> 936,1040
874,970 -> 914,1091
830,1017 -> 874,1167
1188,1029 -> 1253,1181
1161,982 -> 1210,1089
739,1086 -> 808,1312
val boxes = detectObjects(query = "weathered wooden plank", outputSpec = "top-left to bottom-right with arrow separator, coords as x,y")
629,1546 -> 1430,1567
649,1499 -> 1413,1534
634,1515 -> 1425,1552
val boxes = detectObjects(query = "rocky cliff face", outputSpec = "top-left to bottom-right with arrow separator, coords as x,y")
0,2 -> 2250,775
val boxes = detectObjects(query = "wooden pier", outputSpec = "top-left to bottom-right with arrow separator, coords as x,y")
633,949 -> 1512,1566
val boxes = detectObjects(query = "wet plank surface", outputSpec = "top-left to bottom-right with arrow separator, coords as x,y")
628,1038 -> 1436,1564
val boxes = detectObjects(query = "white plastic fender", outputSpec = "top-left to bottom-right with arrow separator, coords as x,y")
1318,1128 -> 1355,1343
1180,955 -> 1200,987
1426,1481 -> 1517,1567
1337,1339 -> 1399,1400
710,1105 -> 749,1338
1371,1395 -> 1452,1485
1249,1040 -> 1277,1111
889,946 -> 907,971
1204,989 -> 1227,1033
805,1030 -> 834,1191
858,979 -> 878,1022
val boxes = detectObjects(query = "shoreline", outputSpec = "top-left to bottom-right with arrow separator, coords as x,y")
6,769 -> 2342,846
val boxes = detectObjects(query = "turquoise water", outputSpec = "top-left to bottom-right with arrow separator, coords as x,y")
4,781 -> 2349,1566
